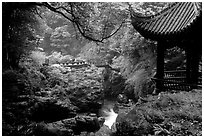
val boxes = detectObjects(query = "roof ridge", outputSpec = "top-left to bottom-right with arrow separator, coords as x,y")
182,3 -> 202,33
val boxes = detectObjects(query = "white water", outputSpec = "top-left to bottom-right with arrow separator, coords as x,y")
103,108 -> 118,129
101,100 -> 118,129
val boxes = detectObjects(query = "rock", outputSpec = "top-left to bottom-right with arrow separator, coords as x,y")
54,65 -> 104,113
89,113 -> 97,117
94,125 -> 112,136
34,121 -> 74,136
80,131 -> 89,136
116,108 -> 152,136
102,69 -> 125,98
34,115 -> 102,136
85,69 -> 93,73
16,101 -> 29,108
98,117 -> 105,127
117,94 -> 128,104
35,91 -> 52,97
31,96 -> 77,122
69,87 -> 104,113
2,121 -> 14,136
75,115 -> 101,134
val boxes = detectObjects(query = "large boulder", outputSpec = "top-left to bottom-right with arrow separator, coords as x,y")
34,115 -> 104,136
69,86 -> 104,113
34,118 -> 76,136
31,65 -> 105,121
64,65 -> 104,113
30,96 -> 77,122
115,108 -> 153,136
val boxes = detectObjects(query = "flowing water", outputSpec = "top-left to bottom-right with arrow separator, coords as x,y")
100,100 -> 118,129
103,108 -> 118,129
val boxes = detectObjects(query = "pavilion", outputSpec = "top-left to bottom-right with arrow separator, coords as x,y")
131,2 -> 202,92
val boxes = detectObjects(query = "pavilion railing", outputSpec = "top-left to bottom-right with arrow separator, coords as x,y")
152,70 -> 202,91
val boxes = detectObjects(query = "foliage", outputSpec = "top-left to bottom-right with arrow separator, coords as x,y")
130,2 -> 170,16
78,42 -> 108,65
36,2 -> 130,59
2,61 -> 46,99
30,51 -> 47,65
47,52 -> 62,64
2,2 -> 40,69
165,47 -> 186,70
39,2 -> 127,42
38,7 -> 87,56
116,90 -> 202,136
19,61 -> 47,93
111,28 -> 157,100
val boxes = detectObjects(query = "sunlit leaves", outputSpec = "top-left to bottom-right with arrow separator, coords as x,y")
129,2 -> 170,16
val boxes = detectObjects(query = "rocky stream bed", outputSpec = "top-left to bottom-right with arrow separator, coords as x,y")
2,64 -> 202,136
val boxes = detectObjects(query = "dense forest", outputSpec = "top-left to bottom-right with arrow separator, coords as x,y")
2,2 -> 202,136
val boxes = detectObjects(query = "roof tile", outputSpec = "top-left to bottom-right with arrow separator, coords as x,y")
131,2 -> 202,40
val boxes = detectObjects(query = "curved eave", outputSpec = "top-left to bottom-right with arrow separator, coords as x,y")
131,2 -> 202,41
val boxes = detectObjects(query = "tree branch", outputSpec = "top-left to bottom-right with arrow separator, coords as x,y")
39,2 -> 74,22
35,2 -> 123,43
102,21 -> 124,40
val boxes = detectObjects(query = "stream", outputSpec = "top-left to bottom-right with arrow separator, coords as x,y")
100,99 -> 118,129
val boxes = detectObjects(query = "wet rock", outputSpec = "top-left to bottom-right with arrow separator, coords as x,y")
117,94 -> 128,104
93,125 -> 112,136
98,117 -> 105,127
75,115 -> 101,134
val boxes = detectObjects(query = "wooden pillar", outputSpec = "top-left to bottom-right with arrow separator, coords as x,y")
186,39 -> 201,89
156,41 -> 165,93
191,40 -> 201,88
186,44 -> 192,84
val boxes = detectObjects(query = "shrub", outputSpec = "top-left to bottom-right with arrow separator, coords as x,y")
48,52 -> 62,64
111,37 -> 156,101
30,51 -> 47,66
116,90 -> 202,136
20,63 -> 46,93
125,69 -> 148,98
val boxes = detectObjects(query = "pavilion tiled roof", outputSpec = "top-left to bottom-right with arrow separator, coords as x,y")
131,2 -> 202,41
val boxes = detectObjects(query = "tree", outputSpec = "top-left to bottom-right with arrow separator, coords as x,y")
2,2 -> 170,69
2,2 -> 40,69
38,8 -> 88,56
36,2 -> 127,43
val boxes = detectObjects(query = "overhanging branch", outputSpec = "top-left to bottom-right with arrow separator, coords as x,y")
37,2 -> 74,22
102,21 -> 124,40
36,2 -> 123,43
